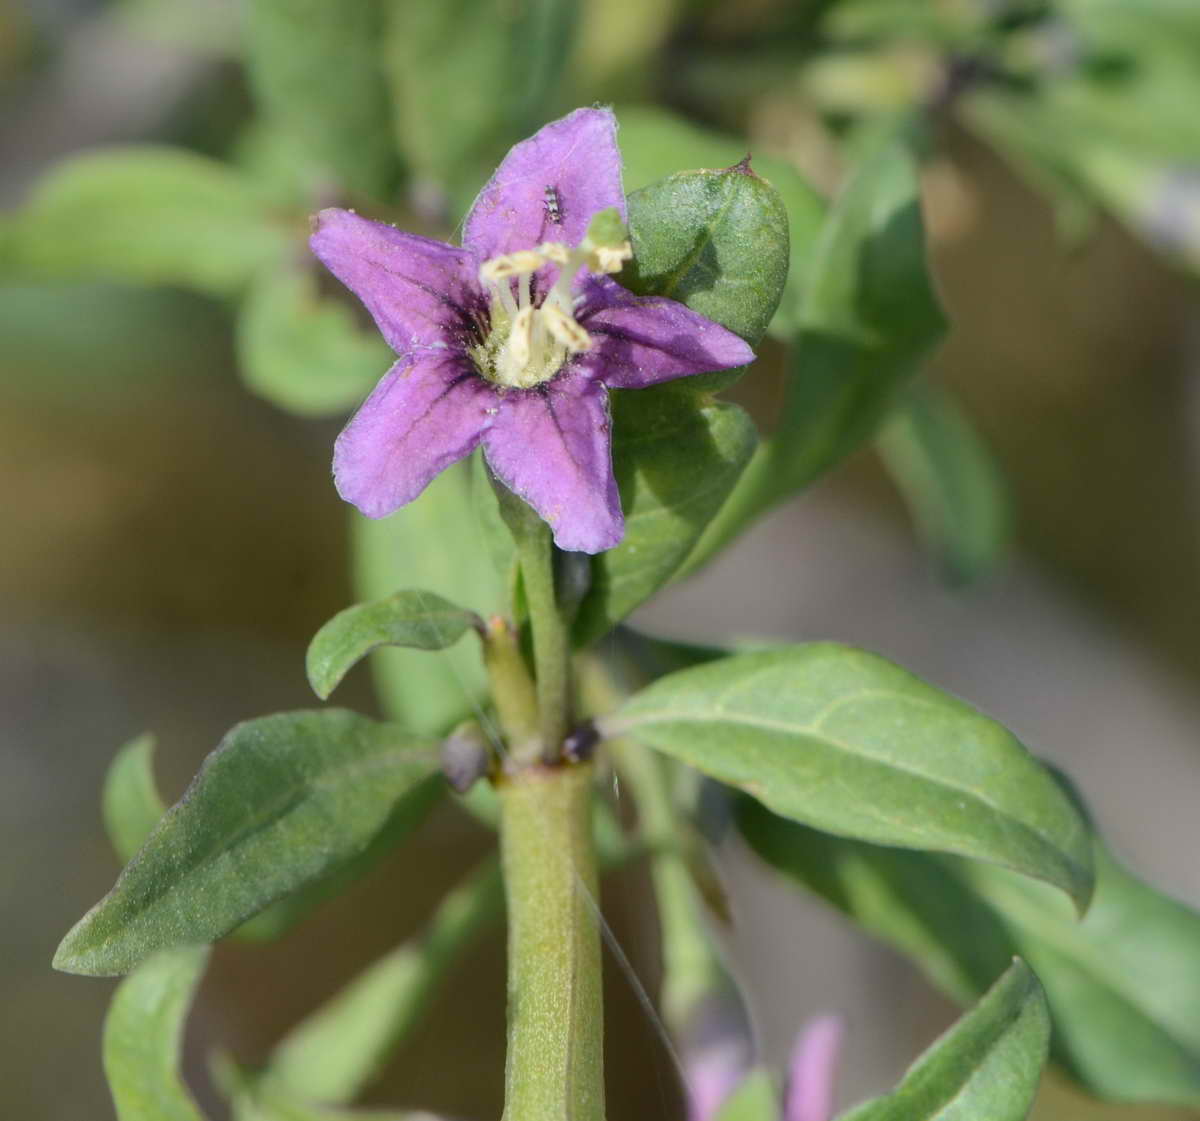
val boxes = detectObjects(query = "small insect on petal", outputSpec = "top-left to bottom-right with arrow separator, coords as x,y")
544,184 -> 564,224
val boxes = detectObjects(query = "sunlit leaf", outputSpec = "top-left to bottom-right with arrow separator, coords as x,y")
611,645 -> 1093,910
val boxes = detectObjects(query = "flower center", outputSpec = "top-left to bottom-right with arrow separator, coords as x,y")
470,210 -> 632,390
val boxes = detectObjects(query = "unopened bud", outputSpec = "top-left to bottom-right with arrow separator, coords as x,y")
441,722 -> 492,793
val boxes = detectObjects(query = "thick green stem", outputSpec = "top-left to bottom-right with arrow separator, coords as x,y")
499,763 -> 604,1121
516,523 -> 572,760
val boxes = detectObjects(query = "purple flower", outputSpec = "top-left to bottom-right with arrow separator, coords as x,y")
685,1013 -> 844,1121
310,107 -> 754,553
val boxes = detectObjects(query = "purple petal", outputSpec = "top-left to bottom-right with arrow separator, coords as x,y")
334,354 -> 496,518
482,369 -> 621,553
311,208 -> 481,355
463,107 -> 626,263
577,276 -> 756,388
783,1016 -> 844,1121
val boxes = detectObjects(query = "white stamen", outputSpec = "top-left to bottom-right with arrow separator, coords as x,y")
541,304 -> 592,353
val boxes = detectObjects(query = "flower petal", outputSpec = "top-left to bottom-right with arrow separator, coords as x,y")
311,208 -> 482,355
578,276 -> 756,388
483,369 -> 621,553
334,355 -> 495,518
463,107 -> 626,263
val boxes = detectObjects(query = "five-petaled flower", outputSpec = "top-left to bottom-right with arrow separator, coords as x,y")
310,106 -> 754,554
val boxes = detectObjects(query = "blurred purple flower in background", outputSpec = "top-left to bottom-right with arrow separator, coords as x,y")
784,1016 -> 844,1121
310,107 -> 753,553
686,1011 -> 844,1121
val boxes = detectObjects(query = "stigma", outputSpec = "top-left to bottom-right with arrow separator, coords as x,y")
471,211 -> 632,390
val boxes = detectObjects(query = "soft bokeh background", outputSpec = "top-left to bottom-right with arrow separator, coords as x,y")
4,1 -> 1199,1119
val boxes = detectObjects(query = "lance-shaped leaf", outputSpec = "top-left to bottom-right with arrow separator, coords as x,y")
244,0 -> 397,200
623,161 -> 790,392
55,710 -> 440,976
307,590 -> 482,700
573,386 -> 758,645
352,458 -> 507,734
618,104 -> 825,339
685,126 -> 946,573
265,860 -> 503,1103
607,645 -> 1093,910
1,148 -> 290,295
835,960 -> 1049,1121
104,947 -> 210,1121
876,380 -> 1010,587
104,734 -> 167,866
740,799 -> 1200,1107
98,731 -> 439,945
237,267 -> 391,418
232,778 -> 442,943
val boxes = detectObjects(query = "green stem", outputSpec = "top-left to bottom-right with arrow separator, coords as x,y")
611,739 -> 726,1033
483,615 -> 540,758
516,523 -> 572,760
499,763 -> 605,1121
581,655 -> 731,1035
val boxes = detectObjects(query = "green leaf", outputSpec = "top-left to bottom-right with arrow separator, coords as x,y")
54,710 -> 439,975
307,590 -> 482,701
835,960 -> 1049,1121
104,734 -> 167,866
876,380 -> 1010,586
103,947 -> 210,1121
609,645 -> 1093,910
684,126 -> 946,572
740,799 -> 1200,1107
351,457 -> 508,733
243,0 -> 397,200
573,387 -> 758,645
232,777 -> 441,942
617,105 -> 825,338
236,267 -> 389,418
383,0 -> 578,207
1,148 -> 290,295
624,161 -> 790,391
714,1070 -> 778,1121
266,860 -> 503,1102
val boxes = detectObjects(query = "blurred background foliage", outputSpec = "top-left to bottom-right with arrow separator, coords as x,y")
2,0 -> 1199,1119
